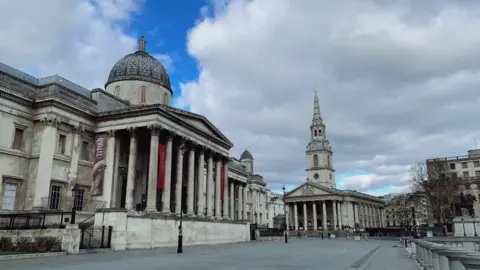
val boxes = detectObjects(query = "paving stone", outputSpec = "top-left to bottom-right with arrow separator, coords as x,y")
0,239 -> 416,270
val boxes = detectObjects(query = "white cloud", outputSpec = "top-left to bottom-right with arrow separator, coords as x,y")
0,0 -> 144,89
180,0 -> 480,193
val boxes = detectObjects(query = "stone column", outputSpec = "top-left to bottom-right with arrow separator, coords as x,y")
186,143 -> 195,215
223,159 -> 229,218
34,116 -> 59,208
102,130 -> 117,208
175,141 -> 185,214
206,153 -> 213,216
354,203 -> 359,226
215,157 -> 222,218
67,124 -> 82,193
339,202 -> 343,227
322,201 -> 327,230
125,127 -> 137,209
241,185 -> 246,220
313,201 -> 317,230
303,201 -> 308,230
294,203 -> 299,230
333,201 -> 337,229
146,125 -> 160,211
161,134 -> 173,213
229,180 -> 234,219
196,147 -> 205,215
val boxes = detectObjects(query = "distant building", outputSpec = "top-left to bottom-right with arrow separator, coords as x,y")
383,192 -> 430,227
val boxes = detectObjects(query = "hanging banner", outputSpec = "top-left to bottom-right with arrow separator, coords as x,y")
220,167 -> 225,201
91,134 -> 108,196
157,143 -> 166,189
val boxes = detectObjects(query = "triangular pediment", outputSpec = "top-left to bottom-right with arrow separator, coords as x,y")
287,182 -> 337,197
162,106 -> 233,147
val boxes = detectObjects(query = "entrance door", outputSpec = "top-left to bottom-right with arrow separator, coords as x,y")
2,183 -> 17,210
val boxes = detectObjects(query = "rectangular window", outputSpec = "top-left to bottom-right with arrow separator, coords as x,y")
475,161 -> 480,167
2,183 -> 17,210
12,128 -> 24,151
476,171 -> 480,177
463,172 -> 469,178
450,163 -> 456,170
73,189 -> 85,211
462,162 -> 468,169
49,185 -> 62,210
81,141 -> 90,161
57,134 -> 66,155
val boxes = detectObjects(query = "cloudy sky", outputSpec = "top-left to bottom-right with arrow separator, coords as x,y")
1,0 -> 480,195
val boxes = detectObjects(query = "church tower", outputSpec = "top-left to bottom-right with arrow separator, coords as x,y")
306,91 -> 336,188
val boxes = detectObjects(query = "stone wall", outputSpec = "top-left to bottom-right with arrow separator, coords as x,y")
1,228 -> 63,243
94,210 -> 250,251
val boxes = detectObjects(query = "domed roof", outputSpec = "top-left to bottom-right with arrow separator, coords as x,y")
105,36 -> 171,92
240,149 -> 254,160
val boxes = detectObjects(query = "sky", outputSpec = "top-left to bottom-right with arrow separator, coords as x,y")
1,0 -> 480,196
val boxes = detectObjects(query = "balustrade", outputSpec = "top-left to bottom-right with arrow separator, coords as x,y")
408,238 -> 480,270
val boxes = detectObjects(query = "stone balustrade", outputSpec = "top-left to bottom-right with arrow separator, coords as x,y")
408,238 -> 480,270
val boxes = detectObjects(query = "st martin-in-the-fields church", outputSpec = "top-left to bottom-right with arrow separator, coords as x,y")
285,91 -> 386,233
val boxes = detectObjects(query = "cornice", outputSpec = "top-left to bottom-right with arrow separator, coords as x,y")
35,99 -> 96,121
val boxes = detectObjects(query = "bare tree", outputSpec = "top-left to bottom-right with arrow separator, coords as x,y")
391,193 -> 413,227
409,161 -> 459,225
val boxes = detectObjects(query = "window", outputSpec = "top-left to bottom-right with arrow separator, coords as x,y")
57,134 -> 66,155
81,141 -> 90,161
327,155 -> 331,166
476,171 -> 480,177
462,162 -> 468,169
475,161 -> 480,167
12,128 -> 25,151
140,86 -> 147,104
163,93 -> 169,105
49,185 -> 62,210
2,183 -> 17,210
114,86 -> 121,98
450,163 -> 456,170
463,172 -> 469,178
314,130 -> 317,136
313,154 -> 318,167
73,189 -> 85,211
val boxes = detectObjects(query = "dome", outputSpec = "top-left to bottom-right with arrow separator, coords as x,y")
240,149 -> 254,160
105,36 -> 171,92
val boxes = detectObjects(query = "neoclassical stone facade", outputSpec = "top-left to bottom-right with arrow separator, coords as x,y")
0,37 -> 270,225
285,91 -> 385,231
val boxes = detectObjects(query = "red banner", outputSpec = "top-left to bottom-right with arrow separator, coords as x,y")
91,134 -> 108,196
157,143 -> 166,189
220,167 -> 225,201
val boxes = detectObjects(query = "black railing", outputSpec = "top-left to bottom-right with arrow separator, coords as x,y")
0,211 -> 71,230
80,225 -> 112,249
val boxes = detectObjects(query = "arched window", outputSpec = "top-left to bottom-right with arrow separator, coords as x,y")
313,154 -> 318,167
327,155 -> 331,166
318,129 -> 322,135
114,86 -> 121,98
140,86 -> 147,104
163,93 -> 169,105
314,130 -> 317,136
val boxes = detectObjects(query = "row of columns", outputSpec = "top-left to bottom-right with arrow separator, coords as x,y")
290,200 -> 386,231
109,125 -> 250,220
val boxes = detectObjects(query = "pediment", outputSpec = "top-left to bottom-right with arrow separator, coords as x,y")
287,183 -> 334,197
163,107 -> 233,147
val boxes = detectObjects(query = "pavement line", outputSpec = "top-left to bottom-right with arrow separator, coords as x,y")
348,245 -> 381,269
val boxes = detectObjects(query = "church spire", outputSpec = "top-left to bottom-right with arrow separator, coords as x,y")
311,90 -> 323,127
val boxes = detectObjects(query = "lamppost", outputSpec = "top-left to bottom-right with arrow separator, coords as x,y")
461,217 -> 467,237
177,202 -> 184,254
282,185 -> 288,243
254,212 -> 258,226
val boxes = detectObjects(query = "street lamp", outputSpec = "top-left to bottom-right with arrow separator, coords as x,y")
177,202 -> 184,254
282,185 -> 288,243
254,212 -> 258,226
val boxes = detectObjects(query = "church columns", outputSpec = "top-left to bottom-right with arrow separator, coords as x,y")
125,128 -> 137,209
241,185 -> 246,220
206,152 -> 214,217
215,158 -> 222,218
333,201 -> 337,229
322,201 -> 327,230
229,178 -> 234,219
303,202 -> 307,230
174,141 -> 185,214
338,201 -> 343,227
222,159 -> 229,218
312,202 -> 317,231
294,203 -> 299,230
186,143 -> 196,215
146,125 -> 160,211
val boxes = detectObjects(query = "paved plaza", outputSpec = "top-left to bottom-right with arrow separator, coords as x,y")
1,238 -> 418,270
